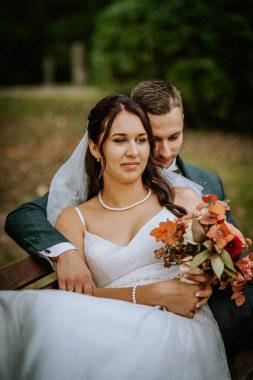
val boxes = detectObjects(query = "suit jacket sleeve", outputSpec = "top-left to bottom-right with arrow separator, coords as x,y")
4,194 -> 70,257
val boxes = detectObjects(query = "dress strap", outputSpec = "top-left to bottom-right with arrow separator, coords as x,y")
74,207 -> 86,229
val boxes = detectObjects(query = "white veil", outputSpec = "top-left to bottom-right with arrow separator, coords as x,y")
47,131 -> 89,226
161,169 -> 203,199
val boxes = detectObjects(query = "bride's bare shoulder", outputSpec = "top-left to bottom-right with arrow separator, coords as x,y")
174,187 -> 200,212
78,196 -> 100,214
55,196 -> 98,222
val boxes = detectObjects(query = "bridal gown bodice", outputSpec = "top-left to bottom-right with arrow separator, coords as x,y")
82,207 -> 180,289
0,207 -> 231,380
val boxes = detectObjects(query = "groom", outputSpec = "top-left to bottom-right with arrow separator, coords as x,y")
132,81 -> 253,361
5,79 -> 252,361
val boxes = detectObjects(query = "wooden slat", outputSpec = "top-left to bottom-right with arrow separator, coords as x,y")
40,279 -> 59,289
0,256 -> 54,290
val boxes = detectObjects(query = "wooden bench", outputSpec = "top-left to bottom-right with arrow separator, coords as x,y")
0,255 -> 57,290
0,256 -> 252,379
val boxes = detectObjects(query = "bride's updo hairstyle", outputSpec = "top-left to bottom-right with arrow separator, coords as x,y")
85,94 -> 186,217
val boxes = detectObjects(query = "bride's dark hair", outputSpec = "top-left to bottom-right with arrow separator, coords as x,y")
85,94 -> 186,217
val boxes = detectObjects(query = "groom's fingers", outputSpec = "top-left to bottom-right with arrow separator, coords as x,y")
58,279 -> 67,291
74,284 -> 83,293
56,250 -> 94,294
66,281 -> 74,292
61,278 -> 93,294
67,279 -> 92,294
83,282 -> 93,295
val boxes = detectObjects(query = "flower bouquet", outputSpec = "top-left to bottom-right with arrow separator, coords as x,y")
150,194 -> 252,306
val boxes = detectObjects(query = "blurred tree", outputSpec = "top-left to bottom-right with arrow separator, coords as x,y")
1,0 -> 252,131
0,0 -> 46,84
91,0 -> 253,131
0,0 -> 111,84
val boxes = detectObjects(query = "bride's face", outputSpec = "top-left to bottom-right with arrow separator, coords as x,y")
101,110 -> 150,184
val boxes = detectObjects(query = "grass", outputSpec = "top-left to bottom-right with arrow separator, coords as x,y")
0,85 -> 252,267
181,130 -> 253,237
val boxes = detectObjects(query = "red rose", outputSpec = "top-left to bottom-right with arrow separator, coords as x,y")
226,236 -> 243,259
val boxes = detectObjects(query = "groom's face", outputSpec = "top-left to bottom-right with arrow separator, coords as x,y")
148,107 -> 184,169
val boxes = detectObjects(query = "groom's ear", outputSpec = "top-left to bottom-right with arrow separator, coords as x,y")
88,139 -> 101,160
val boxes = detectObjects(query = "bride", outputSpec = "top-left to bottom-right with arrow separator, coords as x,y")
0,94 -> 230,380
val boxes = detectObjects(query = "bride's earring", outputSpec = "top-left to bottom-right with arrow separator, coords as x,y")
97,158 -> 100,162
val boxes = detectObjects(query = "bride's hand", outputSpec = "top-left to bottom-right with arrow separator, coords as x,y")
148,279 -> 206,318
182,272 -> 213,309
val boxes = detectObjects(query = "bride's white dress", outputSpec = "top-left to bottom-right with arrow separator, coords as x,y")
0,208 -> 230,380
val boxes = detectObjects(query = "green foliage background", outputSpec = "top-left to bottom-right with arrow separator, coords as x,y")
91,0 -> 253,131
0,0 -> 253,131
0,0 -> 111,83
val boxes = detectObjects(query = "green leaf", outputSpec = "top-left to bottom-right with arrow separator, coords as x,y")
191,250 -> 210,268
224,267 -> 238,279
203,240 -> 214,252
221,250 -> 236,272
197,243 -> 202,253
211,255 -> 224,279
181,255 -> 193,262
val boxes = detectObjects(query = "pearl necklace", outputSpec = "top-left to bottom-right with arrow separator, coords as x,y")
98,188 -> 152,211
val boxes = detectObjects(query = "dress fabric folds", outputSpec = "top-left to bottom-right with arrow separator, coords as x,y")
0,208 -> 230,380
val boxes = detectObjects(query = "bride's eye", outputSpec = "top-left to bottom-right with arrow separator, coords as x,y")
136,138 -> 147,144
114,138 -> 126,143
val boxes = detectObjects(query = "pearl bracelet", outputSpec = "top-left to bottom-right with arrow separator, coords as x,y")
132,285 -> 138,304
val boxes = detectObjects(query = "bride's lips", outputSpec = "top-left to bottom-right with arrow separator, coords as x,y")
121,162 -> 140,170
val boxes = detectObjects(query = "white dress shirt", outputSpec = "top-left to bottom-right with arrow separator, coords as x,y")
39,243 -> 77,269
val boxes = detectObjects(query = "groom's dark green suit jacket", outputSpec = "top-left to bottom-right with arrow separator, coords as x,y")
4,156 -> 234,261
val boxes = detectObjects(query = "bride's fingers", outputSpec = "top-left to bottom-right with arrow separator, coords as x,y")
186,310 -> 196,319
195,286 -> 212,299
184,273 -> 209,283
195,297 -> 209,309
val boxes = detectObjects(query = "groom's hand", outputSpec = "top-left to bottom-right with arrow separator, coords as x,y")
56,250 -> 94,294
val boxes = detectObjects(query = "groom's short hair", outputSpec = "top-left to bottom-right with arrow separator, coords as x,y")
131,79 -> 183,115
